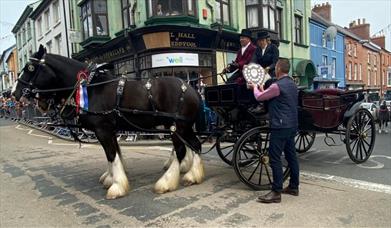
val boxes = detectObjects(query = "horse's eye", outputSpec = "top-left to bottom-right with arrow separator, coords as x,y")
27,64 -> 35,72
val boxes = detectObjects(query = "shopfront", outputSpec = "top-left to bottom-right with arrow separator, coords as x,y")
73,25 -> 240,87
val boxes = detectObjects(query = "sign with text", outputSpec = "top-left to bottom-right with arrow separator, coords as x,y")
152,53 -> 199,68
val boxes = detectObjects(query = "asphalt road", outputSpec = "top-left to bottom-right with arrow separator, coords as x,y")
1,118 -> 390,227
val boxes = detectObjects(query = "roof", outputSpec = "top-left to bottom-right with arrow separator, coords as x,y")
30,0 -> 52,20
11,0 -> 42,33
0,45 -> 16,64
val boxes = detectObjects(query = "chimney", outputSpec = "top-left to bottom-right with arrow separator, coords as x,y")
348,18 -> 370,40
312,2 -> 332,21
371,36 -> 385,49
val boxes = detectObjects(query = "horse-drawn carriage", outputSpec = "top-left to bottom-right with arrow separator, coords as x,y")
13,46 -> 375,199
204,79 -> 376,190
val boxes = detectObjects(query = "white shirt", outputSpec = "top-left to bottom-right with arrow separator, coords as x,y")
262,44 -> 268,56
241,42 -> 251,55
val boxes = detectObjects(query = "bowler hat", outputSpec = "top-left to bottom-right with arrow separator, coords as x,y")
256,31 -> 270,40
239,29 -> 252,38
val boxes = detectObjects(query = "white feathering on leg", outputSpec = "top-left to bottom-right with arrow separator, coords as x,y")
180,147 -> 194,173
106,153 -> 130,199
182,153 -> 205,186
99,162 -> 113,189
154,153 -> 180,194
163,149 -> 175,170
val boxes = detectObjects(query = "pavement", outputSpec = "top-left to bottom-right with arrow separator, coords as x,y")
1,118 -> 391,227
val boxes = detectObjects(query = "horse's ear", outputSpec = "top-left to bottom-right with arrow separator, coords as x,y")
36,45 -> 46,59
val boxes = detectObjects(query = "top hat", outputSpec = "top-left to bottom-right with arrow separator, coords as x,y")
239,29 -> 252,38
256,31 -> 270,40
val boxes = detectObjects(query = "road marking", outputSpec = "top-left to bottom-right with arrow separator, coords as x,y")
146,146 -> 172,151
301,171 -> 391,194
27,129 -> 51,139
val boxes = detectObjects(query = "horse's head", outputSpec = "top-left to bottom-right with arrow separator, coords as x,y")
13,45 -> 58,111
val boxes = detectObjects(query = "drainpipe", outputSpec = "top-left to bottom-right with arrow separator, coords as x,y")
290,0 -> 294,76
62,0 -> 70,58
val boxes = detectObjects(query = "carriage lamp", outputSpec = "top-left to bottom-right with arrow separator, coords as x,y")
170,125 -> 176,132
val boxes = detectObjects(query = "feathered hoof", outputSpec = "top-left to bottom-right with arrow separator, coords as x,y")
106,182 -> 129,200
182,154 -> 204,186
154,157 -> 180,194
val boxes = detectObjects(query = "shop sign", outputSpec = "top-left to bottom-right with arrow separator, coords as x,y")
152,53 -> 199,68
170,32 -> 197,48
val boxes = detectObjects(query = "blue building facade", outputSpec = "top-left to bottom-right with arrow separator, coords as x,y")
310,13 -> 345,89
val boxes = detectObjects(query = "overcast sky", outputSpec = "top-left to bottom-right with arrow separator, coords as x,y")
1,0 -> 391,54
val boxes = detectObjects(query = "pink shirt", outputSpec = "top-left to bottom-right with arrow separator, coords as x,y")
253,83 -> 280,101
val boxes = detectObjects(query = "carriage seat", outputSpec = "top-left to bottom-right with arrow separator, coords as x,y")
314,88 -> 345,96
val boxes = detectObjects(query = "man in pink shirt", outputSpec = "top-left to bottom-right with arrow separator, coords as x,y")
248,58 -> 299,203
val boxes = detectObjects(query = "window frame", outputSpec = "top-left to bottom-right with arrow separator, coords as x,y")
276,6 -> 283,38
147,0 -> 197,19
80,0 -> 109,40
215,0 -> 231,26
246,0 -> 277,31
294,14 -> 303,44
121,0 -> 135,29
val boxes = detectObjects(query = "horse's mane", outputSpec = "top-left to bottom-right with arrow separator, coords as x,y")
45,54 -> 87,69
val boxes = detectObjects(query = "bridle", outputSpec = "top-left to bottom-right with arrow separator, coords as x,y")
17,57 -> 47,98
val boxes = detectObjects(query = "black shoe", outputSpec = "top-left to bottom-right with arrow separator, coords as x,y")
282,186 -> 299,196
257,191 -> 281,203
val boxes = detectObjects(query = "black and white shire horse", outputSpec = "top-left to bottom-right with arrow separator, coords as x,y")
13,45 -> 204,199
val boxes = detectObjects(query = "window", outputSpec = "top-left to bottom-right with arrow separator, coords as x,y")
246,0 -> 276,30
44,9 -> 50,30
55,34 -> 62,55
347,43 -> 351,56
353,45 -> 357,57
322,55 -> 327,65
322,33 -> 326,47
81,0 -> 109,39
27,21 -> 31,40
276,7 -> 283,38
215,0 -> 230,26
383,71 -> 386,85
37,17 -> 42,37
367,69 -> 371,85
53,0 -> 60,23
332,37 -> 336,50
374,70 -> 377,86
354,63 -> 357,80
367,52 -> 370,64
374,55 -> 377,66
359,64 -> 362,80
22,29 -> 26,45
46,40 -> 52,53
332,58 -> 336,78
148,0 -> 196,18
349,62 -> 352,80
294,15 -> 302,44
388,71 -> 391,86
121,0 -> 135,28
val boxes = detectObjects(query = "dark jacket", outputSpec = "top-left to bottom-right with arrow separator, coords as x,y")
227,43 -> 256,85
268,76 -> 298,129
251,43 -> 279,78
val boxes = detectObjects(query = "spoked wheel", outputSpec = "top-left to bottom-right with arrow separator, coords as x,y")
233,127 -> 290,190
215,135 -> 236,166
346,108 -> 376,164
295,131 -> 316,153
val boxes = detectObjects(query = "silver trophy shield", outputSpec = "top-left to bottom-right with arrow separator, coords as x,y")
242,63 -> 271,86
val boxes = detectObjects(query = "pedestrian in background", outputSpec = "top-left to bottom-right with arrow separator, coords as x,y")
248,58 -> 299,203
378,100 -> 389,133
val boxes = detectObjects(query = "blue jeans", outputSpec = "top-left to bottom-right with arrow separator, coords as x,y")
269,127 -> 299,192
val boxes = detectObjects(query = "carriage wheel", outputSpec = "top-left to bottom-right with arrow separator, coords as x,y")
346,108 -> 376,164
295,131 -> 316,153
215,136 -> 235,166
233,127 -> 290,190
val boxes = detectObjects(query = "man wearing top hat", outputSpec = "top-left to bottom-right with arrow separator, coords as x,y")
225,29 -> 256,85
251,31 -> 279,78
